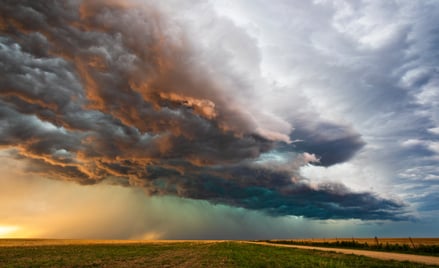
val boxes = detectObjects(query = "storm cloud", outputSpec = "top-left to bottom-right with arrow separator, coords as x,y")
0,0 -> 408,220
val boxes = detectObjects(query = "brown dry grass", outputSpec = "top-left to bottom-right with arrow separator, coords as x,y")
1,240 -> 438,267
2,238 -> 438,247
0,239 -> 222,247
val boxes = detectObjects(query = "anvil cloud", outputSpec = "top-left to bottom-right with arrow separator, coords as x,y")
2,0 -> 438,236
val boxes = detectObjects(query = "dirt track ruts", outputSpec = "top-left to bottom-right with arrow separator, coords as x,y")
246,242 -> 439,266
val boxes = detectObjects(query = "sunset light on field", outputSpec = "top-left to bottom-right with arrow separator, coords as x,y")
1,0 -> 438,239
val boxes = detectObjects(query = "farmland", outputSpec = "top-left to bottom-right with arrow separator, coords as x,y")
1,239 -> 439,267
270,238 -> 439,246
264,238 -> 439,256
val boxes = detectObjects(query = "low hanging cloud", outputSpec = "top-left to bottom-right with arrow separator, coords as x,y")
0,0 -> 407,220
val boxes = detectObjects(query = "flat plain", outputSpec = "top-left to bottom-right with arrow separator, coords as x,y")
274,238 -> 439,246
1,239 -> 439,267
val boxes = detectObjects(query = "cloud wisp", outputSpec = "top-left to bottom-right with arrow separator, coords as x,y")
0,0 -> 408,221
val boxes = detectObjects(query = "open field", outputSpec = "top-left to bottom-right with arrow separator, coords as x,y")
251,242 -> 439,266
0,239 -> 221,247
264,238 -> 439,257
1,239 -> 439,267
272,238 -> 439,246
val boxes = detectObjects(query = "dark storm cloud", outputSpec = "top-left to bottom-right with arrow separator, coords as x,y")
286,121 -> 365,166
134,164 -> 406,220
0,0 -> 407,220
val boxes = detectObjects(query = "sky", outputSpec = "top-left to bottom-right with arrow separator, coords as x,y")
0,0 -> 438,239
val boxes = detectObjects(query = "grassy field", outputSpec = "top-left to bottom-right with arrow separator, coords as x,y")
1,240 -> 438,267
272,238 -> 439,246
265,238 -> 439,256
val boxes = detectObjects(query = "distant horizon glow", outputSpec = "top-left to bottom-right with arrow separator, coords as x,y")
0,226 -> 19,238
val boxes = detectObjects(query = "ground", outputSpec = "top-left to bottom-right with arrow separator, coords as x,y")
1,239 -> 439,267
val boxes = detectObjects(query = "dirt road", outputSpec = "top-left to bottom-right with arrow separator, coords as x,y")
247,242 -> 439,266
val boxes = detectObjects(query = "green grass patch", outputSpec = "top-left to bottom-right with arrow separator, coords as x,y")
263,240 -> 439,257
0,241 -> 437,267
